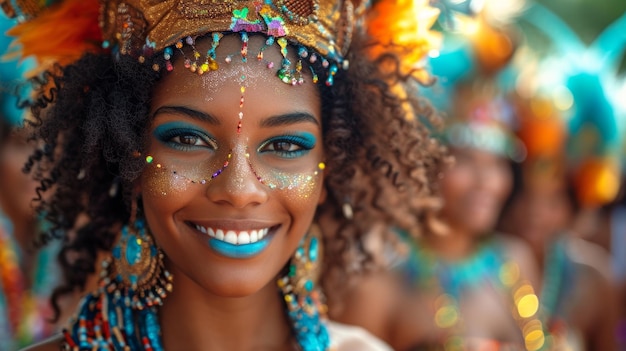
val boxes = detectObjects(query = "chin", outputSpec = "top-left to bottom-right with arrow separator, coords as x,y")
467,220 -> 498,236
201,273 -> 277,298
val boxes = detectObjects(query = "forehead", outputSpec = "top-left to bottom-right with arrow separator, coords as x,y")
150,34 -> 320,116
452,147 -> 505,163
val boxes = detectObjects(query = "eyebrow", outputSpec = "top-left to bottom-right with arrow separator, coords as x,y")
259,112 -> 320,128
152,106 -> 220,125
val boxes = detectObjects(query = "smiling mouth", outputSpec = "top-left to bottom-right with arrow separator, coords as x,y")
193,224 -> 271,245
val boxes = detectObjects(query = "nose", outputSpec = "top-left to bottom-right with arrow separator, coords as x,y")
205,143 -> 269,208
475,163 -> 510,196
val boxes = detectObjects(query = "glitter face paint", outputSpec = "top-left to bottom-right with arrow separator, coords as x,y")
146,74 -> 323,200
142,34 -> 324,275
143,135 -> 324,199
142,132 -> 323,259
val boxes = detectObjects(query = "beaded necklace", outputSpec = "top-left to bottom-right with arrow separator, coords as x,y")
404,236 -> 552,351
62,268 -> 330,351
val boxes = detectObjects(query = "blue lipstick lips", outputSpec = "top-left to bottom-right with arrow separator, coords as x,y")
208,236 -> 271,259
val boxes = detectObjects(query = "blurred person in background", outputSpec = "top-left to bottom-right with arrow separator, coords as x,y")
329,2 -> 577,349
332,78 -> 549,351
0,15 -> 67,350
504,5 -> 626,348
498,94 -> 618,350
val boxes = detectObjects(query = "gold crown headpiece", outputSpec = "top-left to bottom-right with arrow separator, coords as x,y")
3,0 -> 366,85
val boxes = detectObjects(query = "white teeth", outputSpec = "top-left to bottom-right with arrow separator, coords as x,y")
238,232 -> 250,244
195,224 -> 271,245
225,230 -> 238,244
259,228 -> 268,239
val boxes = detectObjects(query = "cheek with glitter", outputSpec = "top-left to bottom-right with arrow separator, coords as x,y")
249,161 -> 325,199
142,151 -> 233,194
142,163 -> 192,197
268,169 -> 322,200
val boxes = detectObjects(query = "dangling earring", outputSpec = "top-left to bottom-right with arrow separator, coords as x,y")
103,196 -> 173,310
277,224 -> 330,351
64,196 -> 171,350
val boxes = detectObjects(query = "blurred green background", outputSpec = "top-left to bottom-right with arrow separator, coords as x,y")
535,0 -> 626,44
528,0 -> 626,71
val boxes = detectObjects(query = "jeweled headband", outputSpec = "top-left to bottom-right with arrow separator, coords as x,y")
439,86 -> 527,162
3,0 -> 366,85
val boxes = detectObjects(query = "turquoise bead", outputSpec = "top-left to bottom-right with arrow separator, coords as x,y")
309,237 -> 318,262
304,280 -> 314,292
126,235 -> 142,265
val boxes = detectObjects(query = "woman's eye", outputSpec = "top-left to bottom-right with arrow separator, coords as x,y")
174,135 -> 203,146
169,133 -> 216,149
267,141 -> 301,152
153,123 -> 217,150
259,135 -> 316,158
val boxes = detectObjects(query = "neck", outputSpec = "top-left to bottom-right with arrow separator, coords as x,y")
533,243 -> 546,274
422,225 -> 481,261
160,267 -> 294,351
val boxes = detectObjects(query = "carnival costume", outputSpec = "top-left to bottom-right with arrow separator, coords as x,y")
512,4 -> 626,347
406,13 -> 555,344
396,82 -> 553,350
2,0 -> 441,350
401,233 -> 551,351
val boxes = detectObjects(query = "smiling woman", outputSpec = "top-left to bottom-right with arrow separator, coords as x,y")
3,0 -> 447,350
140,35 -> 327,299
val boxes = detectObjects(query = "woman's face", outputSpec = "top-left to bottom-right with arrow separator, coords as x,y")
139,35 -> 325,297
439,147 -> 512,236
508,178 -> 572,246
0,129 -> 38,223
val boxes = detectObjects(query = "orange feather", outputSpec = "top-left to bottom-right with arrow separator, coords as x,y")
6,0 -> 102,70
366,0 -> 441,82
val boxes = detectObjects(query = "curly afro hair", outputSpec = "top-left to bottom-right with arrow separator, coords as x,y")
26,31 -> 447,319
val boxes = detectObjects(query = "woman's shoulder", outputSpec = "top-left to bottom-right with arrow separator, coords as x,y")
492,232 -> 531,253
491,233 -> 541,288
565,236 -> 612,280
491,232 -> 536,265
20,335 -> 64,351
327,320 -> 393,351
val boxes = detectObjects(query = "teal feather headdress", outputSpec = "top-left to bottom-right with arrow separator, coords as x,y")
516,3 -> 626,206
0,14 -> 35,127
